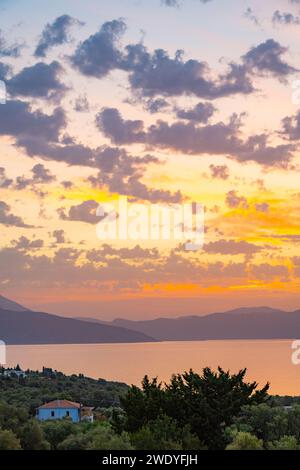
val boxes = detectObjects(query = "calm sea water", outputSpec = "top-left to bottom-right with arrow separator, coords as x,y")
5,340 -> 300,395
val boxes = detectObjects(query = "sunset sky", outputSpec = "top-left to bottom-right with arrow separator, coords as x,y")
1,0 -> 300,320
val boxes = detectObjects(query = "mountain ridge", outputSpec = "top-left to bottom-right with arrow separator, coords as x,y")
0,306 -> 156,344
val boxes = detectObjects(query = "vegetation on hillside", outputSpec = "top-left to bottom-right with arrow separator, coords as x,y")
1,366 -> 300,450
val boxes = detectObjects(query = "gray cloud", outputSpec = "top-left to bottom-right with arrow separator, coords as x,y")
35,14 -> 83,57
161,0 -> 213,6
52,229 -> 66,244
74,94 -> 90,112
15,164 -> 56,190
0,61 -> 11,80
243,7 -> 259,26
98,107 -> 295,166
242,39 -> 297,78
145,98 -> 169,114
11,236 -> 43,249
209,164 -> 229,179
97,107 -> 145,145
70,19 -> 298,101
205,239 -> 262,255
71,19 -> 126,78
255,202 -> 269,213
0,29 -> 23,57
272,10 -> 300,26
0,201 -> 32,227
0,99 -> 66,142
58,200 -> 100,224
7,61 -> 68,101
281,111 -> 300,140
175,102 -> 216,122
225,190 -> 248,209
0,167 -> 13,188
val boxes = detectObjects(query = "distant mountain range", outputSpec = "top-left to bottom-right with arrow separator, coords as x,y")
108,307 -> 300,341
77,306 -> 300,341
0,296 -> 155,344
1,294 -> 300,344
0,295 -> 29,312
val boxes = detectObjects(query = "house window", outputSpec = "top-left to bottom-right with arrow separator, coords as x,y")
51,411 -> 55,417
66,411 -> 70,417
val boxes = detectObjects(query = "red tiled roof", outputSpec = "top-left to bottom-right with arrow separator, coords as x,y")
38,399 -> 81,409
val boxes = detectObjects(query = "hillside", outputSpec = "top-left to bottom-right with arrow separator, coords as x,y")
109,307 -> 300,341
0,295 -> 29,312
0,307 -> 155,344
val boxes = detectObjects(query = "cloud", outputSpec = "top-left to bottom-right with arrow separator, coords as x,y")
11,236 -> 43,249
250,263 -> 289,281
225,190 -> 248,209
0,167 -> 13,188
0,201 -> 32,227
15,164 -> 56,190
209,164 -> 229,179
58,200 -> 100,224
205,239 -> 262,255
145,98 -> 169,114
98,107 -> 295,166
0,102 -> 179,203
71,19 -> 126,78
97,107 -> 146,145
161,0 -> 212,6
70,19 -> 254,99
35,14 -> 83,57
70,19 -> 297,100
255,202 -> 269,213
0,61 -> 11,80
272,10 -> 300,26
243,7 -> 259,26
242,39 -> 297,79
89,168 -> 183,203
7,61 -> 68,101
87,244 -> 159,261
175,102 -> 216,122
74,94 -> 90,112
31,163 -> 56,183
52,229 -> 66,244
124,44 -> 254,99
281,111 -> 300,140
0,29 -> 23,57
0,99 -> 66,143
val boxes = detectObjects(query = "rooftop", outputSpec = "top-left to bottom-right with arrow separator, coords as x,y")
38,399 -> 81,410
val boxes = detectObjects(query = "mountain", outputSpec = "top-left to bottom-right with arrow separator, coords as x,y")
0,295 -> 29,312
0,308 -> 155,344
108,307 -> 300,341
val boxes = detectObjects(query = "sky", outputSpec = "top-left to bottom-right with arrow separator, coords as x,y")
0,0 -> 300,320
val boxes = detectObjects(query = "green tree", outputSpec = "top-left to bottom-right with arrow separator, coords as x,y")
0,401 -> 28,435
0,429 -> 21,450
232,404 -> 288,444
41,419 -> 76,450
131,415 -> 206,450
286,405 -> 300,441
226,432 -> 263,450
21,420 -> 50,450
88,424 -> 133,450
121,368 -> 269,449
269,435 -> 299,450
58,432 -> 91,450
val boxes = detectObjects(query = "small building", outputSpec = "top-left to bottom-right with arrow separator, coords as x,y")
36,399 -> 94,423
37,399 -> 81,423
3,367 -> 26,378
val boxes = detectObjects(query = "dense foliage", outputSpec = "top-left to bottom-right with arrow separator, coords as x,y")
0,366 -> 128,413
1,366 -> 300,450
120,367 -> 269,449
